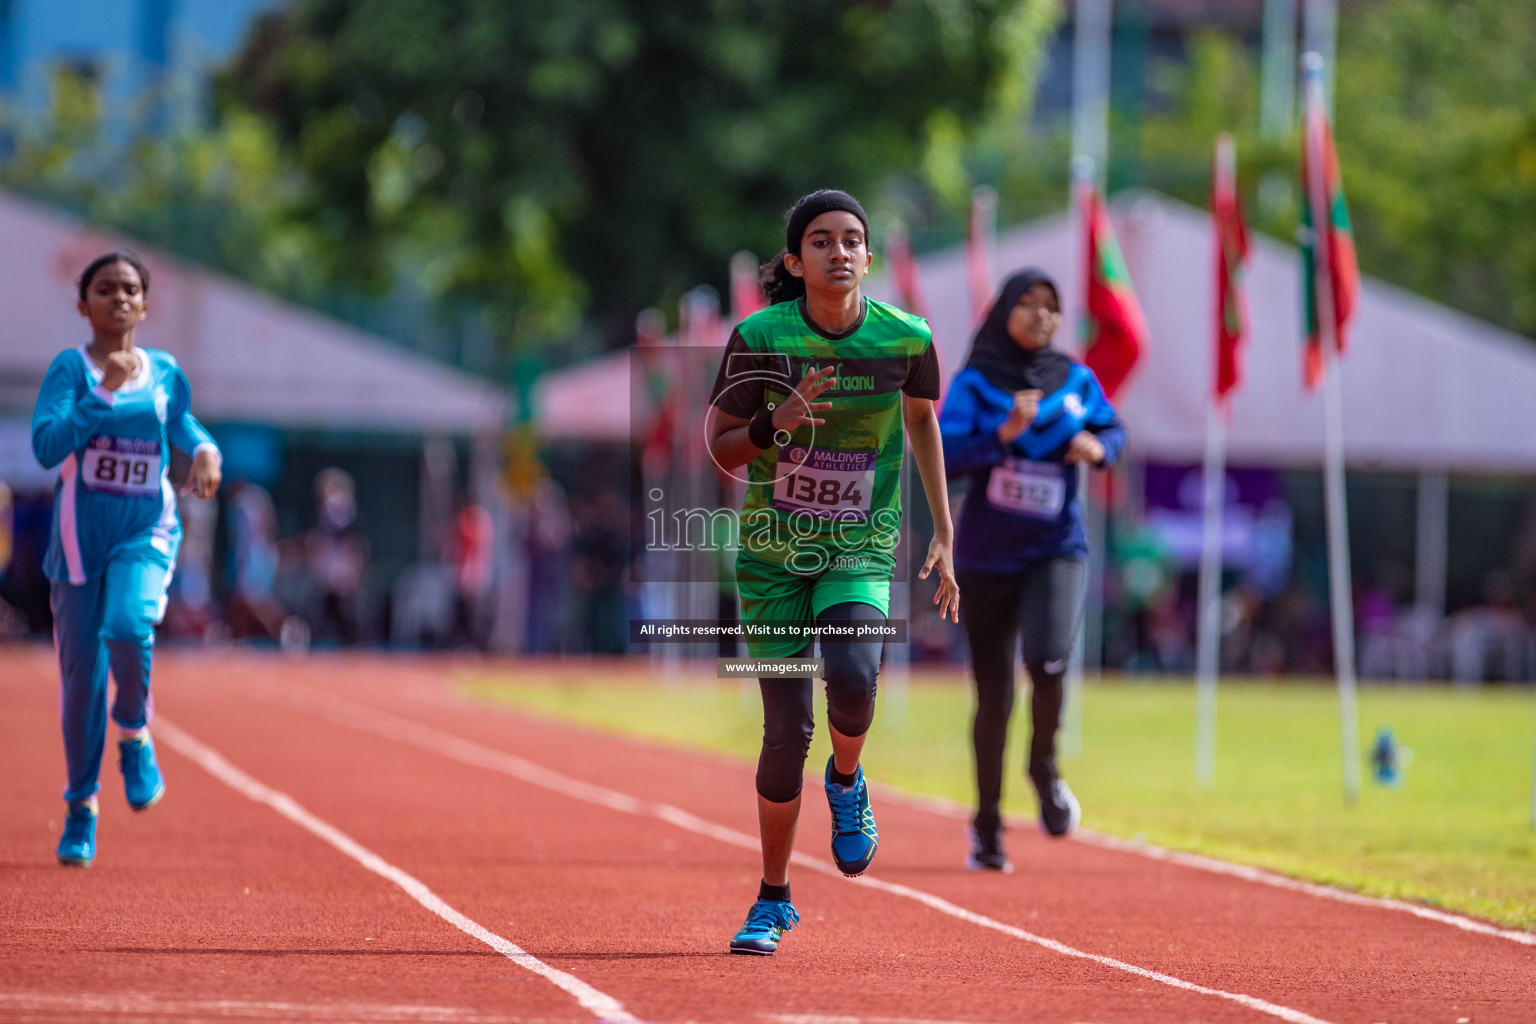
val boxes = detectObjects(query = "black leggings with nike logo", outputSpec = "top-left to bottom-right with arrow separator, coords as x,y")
957,558 -> 1087,834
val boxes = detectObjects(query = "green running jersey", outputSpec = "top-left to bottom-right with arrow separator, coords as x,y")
710,296 -> 940,577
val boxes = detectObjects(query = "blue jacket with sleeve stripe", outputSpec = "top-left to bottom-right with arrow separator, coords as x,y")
940,363 -> 1127,572
32,346 -> 217,584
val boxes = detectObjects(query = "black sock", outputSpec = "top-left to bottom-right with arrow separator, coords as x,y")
828,764 -> 858,786
758,880 -> 791,903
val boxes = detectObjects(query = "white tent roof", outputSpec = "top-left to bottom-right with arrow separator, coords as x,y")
534,192 -> 1536,474
0,190 -> 508,434
865,192 -> 1536,472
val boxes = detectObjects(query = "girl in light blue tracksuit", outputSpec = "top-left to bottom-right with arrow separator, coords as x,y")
32,252 -> 222,867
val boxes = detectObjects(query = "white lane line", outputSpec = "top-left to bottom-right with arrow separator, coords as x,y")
390,670 -> 1536,950
1072,829 -> 1536,947
0,991 -> 532,1022
246,684 -> 1335,1024
852,777 -> 1536,951
859,780 -> 1536,949
152,718 -> 637,1024
765,1017 -> 1052,1024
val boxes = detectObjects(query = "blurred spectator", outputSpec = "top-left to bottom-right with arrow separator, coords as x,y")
450,501 -> 495,648
1449,570 -> 1528,685
225,481 -> 291,641
0,490 -> 55,635
1356,562 -> 1406,680
0,482 -> 24,640
568,491 -> 628,654
305,468 -> 369,644
163,491 -> 220,639
525,476 -> 571,653
1115,524 -> 1176,672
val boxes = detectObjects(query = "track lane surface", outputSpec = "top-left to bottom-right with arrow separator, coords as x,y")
5,649 -> 1533,1023
142,655 -> 1272,1024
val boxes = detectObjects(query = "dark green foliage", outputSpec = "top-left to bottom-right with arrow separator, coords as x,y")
215,0 -> 1056,348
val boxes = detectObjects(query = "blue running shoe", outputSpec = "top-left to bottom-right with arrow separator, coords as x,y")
119,735 -> 165,811
728,899 -> 800,955
56,803 -> 97,867
824,756 -> 878,876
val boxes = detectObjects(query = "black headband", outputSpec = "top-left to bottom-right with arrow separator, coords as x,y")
785,189 -> 870,254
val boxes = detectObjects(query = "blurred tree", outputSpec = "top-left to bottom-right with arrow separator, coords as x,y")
1102,3 -> 1536,339
0,68 -> 334,308
1335,0 -> 1536,336
214,0 -> 1059,349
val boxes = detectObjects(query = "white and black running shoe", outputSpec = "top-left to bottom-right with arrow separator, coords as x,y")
1032,773 -> 1081,838
965,824 -> 1013,872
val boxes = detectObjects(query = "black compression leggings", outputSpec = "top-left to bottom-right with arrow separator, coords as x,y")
958,559 -> 1087,833
756,601 -> 885,804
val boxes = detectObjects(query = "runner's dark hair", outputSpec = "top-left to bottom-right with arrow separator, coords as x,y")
77,251 -> 151,302
759,190 -> 870,306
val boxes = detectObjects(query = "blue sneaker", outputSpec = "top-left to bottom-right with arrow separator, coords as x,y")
728,899 -> 800,955
119,735 -> 165,811
824,756 -> 878,876
56,803 -> 97,867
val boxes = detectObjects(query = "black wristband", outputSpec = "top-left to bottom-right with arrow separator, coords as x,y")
747,407 -> 778,449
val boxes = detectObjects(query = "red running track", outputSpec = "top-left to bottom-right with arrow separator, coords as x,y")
2,648 -> 1531,1023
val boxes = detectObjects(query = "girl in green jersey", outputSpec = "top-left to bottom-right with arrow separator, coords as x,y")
707,190 -> 959,954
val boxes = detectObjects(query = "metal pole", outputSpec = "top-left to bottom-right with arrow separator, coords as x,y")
1260,0 -> 1299,142
1304,53 -> 1360,805
1194,404 -> 1226,785
1322,340 -> 1360,804
1072,0 -> 1112,186
1303,0 -> 1337,113
1415,469 -> 1448,618
1062,154 -> 1103,760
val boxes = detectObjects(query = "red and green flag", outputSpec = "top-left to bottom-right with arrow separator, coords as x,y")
1212,133 -> 1250,405
1299,68 -> 1359,390
886,220 -> 930,320
1080,183 -> 1148,401
730,251 -> 765,323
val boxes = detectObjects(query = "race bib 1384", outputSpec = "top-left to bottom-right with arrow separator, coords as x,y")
773,446 -> 877,520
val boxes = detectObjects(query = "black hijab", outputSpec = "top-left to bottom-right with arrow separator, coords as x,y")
964,268 -> 1073,395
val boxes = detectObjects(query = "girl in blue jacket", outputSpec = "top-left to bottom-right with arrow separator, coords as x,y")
32,252 -> 222,867
940,268 -> 1126,870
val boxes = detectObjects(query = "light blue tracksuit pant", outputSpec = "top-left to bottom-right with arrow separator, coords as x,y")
51,541 -> 173,803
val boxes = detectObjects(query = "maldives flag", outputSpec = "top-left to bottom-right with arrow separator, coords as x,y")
1212,133 -> 1250,405
886,220 -> 930,319
1299,64 -> 1359,390
730,251 -> 765,323
1080,183 -> 1148,401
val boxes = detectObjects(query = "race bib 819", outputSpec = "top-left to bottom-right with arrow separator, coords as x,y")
81,436 -> 162,497
773,446 -> 876,520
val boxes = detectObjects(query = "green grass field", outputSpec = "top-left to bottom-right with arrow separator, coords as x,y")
461,665 -> 1536,931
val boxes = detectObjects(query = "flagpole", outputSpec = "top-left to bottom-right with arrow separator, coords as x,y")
1064,155 -> 1101,759
1304,51 -> 1361,805
1196,133 -> 1238,785
1195,403 -> 1225,785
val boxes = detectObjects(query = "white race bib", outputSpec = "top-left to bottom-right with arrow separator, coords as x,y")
986,457 -> 1066,518
773,446 -> 876,520
81,436 -> 161,497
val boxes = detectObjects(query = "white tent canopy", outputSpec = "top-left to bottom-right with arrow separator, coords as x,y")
535,192 -> 1536,475
865,192 -> 1536,473
0,190 -> 508,434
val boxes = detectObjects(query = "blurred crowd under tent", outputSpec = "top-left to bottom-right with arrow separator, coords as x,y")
5,185 -> 1536,680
